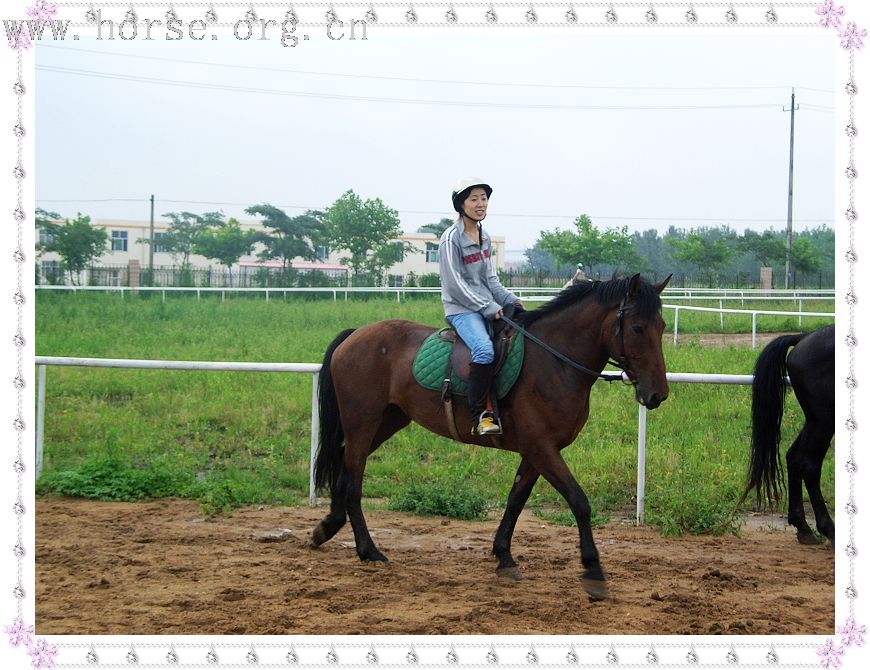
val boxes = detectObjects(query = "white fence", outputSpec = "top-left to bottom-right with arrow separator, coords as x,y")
663,304 -> 834,348
34,357 -> 322,506
35,284 -> 835,304
34,356 -> 770,525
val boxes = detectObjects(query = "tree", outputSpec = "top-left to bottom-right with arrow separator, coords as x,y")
416,218 -> 453,237
791,237 -> 821,274
537,228 -> 583,268
667,230 -> 734,282
35,208 -> 61,259
245,204 -> 326,284
537,214 -> 641,273
738,230 -> 786,267
36,211 -> 107,285
161,210 -> 225,271
325,190 -> 407,281
523,242 -> 558,273
194,217 -> 259,286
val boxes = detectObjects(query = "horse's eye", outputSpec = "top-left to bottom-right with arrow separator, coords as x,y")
632,325 -> 644,335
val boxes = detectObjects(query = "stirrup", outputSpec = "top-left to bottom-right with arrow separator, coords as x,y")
473,412 -> 502,436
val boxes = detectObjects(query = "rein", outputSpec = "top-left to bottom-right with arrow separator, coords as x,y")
500,305 -> 633,384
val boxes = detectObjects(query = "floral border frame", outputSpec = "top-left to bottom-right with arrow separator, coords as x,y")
1,2 -> 866,667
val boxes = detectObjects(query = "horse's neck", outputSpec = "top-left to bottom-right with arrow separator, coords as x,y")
527,301 -> 612,374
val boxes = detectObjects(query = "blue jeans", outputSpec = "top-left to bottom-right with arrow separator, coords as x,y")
446,312 -> 494,364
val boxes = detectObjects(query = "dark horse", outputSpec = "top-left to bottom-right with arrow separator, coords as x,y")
743,324 -> 835,545
311,274 -> 671,600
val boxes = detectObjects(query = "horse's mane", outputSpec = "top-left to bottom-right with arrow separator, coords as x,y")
516,276 -> 662,327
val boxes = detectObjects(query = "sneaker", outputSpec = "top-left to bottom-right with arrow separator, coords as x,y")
473,412 -> 502,436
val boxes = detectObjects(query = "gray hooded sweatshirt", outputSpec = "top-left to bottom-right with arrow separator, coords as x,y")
439,220 -> 518,319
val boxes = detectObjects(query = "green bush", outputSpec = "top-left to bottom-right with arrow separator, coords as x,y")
36,452 -> 302,518
388,480 -> 488,520
647,489 -> 741,536
37,452 -> 195,502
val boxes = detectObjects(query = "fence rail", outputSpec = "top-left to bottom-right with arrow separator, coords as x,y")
36,284 -> 835,296
35,356 -> 775,525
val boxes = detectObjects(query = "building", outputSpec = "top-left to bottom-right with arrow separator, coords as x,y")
37,218 -> 508,287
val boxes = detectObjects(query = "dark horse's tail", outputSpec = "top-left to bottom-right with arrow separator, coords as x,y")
742,333 -> 805,509
314,328 -> 356,494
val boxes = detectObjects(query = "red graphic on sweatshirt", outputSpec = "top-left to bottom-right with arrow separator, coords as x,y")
462,248 -> 490,265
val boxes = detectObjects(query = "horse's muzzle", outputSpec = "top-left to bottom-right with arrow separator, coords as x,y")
643,393 -> 668,409
637,389 -> 668,410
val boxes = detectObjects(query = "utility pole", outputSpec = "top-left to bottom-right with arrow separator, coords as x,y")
782,88 -> 799,289
149,194 -> 155,284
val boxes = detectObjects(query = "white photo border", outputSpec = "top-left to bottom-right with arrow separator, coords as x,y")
2,1 -> 866,667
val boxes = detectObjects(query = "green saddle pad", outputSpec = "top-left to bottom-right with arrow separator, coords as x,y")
412,328 -> 525,398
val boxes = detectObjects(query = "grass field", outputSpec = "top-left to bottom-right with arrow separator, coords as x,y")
35,292 -> 835,535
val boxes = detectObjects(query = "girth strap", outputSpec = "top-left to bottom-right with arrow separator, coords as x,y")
440,369 -> 464,444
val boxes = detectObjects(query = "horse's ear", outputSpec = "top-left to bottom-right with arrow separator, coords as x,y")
653,274 -> 672,295
628,273 -> 642,298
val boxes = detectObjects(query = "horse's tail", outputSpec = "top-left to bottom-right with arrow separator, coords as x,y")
742,333 -> 805,509
314,328 -> 356,494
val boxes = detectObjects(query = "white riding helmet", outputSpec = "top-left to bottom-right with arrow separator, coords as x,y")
451,177 -> 492,214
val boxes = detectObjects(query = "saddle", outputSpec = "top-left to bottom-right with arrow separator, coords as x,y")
437,317 -> 518,388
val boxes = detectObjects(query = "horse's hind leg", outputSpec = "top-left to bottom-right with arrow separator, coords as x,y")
801,422 -> 835,545
492,459 -> 539,580
785,428 -> 821,545
345,406 -> 411,563
312,467 -> 349,546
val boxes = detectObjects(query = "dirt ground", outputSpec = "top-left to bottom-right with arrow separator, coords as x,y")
36,497 -> 834,636
675,332 -> 797,349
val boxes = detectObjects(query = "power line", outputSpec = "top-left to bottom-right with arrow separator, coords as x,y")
35,65 -> 803,111
38,45 -> 835,95
34,198 -> 833,223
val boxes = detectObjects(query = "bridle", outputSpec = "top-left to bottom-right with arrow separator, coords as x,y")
499,292 -> 641,385
609,296 -> 638,386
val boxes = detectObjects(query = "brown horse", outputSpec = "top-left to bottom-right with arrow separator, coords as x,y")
311,274 -> 671,599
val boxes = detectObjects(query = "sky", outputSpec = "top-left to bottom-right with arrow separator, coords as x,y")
5,5 -> 870,663
34,31 -> 836,261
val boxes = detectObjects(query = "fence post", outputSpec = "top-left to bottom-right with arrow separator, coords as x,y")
799,299 -> 803,326
719,299 -> 724,330
309,372 -> 320,507
637,404 -> 648,526
162,290 -> 165,303
752,313 -> 758,349
36,365 -> 46,480
673,307 -> 680,347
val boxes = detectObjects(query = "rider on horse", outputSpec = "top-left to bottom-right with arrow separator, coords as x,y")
438,177 -> 524,436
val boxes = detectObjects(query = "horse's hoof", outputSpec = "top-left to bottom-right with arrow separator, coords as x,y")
311,524 -> 328,547
496,566 -> 524,581
581,577 -> 609,601
361,550 -> 388,563
797,532 -> 823,545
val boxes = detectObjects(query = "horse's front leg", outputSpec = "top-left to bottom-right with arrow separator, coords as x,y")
492,458 -> 540,580
529,448 -> 608,601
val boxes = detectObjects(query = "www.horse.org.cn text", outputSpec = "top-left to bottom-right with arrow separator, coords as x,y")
4,12 -> 370,47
